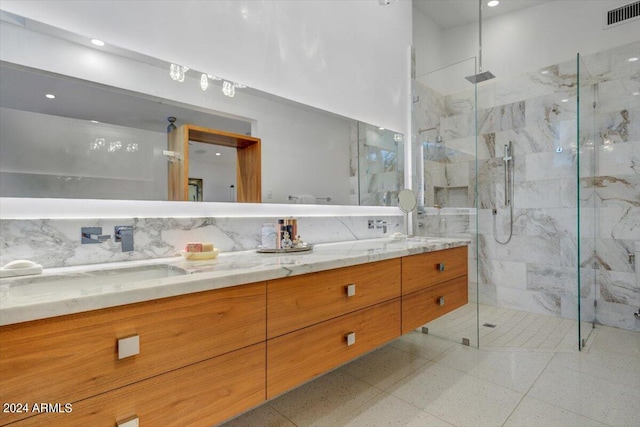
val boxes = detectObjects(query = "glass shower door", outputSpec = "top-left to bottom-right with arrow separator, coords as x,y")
412,57 -> 479,347
577,53 -> 597,350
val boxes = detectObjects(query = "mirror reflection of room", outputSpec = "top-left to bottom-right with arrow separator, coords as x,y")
188,143 -> 235,203
0,16 -> 405,206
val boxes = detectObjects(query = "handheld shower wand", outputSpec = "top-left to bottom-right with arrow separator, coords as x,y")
503,142 -> 512,206
494,141 -> 514,244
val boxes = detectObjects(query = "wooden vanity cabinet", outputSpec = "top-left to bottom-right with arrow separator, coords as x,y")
402,246 -> 468,294
267,299 -> 401,398
0,282 -> 266,426
0,245 -> 469,426
401,246 -> 468,334
267,258 -> 401,338
266,259 -> 402,398
8,343 -> 265,427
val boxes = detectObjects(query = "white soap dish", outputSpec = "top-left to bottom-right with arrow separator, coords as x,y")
180,249 -> 220,260
0,259 -> 43,278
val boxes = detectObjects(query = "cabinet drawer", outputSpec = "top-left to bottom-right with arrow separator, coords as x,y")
402,275 -> 468,334
267,259 -> 400,338
0,282 -> 266,425
267,298 -> 400,399
402,246 -> 467,295
8,343 -> 266,427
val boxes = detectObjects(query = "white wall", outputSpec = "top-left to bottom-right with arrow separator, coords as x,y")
412,5 -> 445,78
414,0 -> 640,84
0,21 -> 353,205
0,0 -> 412,133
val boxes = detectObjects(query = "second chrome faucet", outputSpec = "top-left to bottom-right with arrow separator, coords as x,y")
81,226 -> 134,252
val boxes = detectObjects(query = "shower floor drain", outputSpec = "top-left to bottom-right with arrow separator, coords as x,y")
482,323 -> 497,328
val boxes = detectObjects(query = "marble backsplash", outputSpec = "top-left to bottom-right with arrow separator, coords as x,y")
0,215 -> 403,269
414,41 -> 640,332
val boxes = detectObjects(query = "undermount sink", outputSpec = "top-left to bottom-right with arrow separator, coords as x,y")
2,264 -> 189,298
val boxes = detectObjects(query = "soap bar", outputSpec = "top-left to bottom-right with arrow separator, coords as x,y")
186,242 -> 203,252
202,242 -> 214,252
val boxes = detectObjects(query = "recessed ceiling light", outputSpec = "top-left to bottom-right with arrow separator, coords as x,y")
487,1 -> 500,7
45,93 -> 56,99
561,99 -> 569,103
633,92 -> 640,96
628,57 -> 639,62
379,127 -> 385,130
215,152 -> 221,156
90,120 -> 99,124
541,70 -> 549,75
90,39 -> 105,46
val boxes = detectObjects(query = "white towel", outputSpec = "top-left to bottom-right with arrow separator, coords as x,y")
297,195 -> 316,204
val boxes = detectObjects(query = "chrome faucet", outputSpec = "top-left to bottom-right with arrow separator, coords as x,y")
115,226 -> 134,252
376,220 -> 388,233
81,227 -> 111,244
368,219 -> 393,233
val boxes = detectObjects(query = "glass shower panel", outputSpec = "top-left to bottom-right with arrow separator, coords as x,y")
578,41 -> 639,336
577,53 -> 597,350
412,57 -> 479,348
463,55 -> 596,352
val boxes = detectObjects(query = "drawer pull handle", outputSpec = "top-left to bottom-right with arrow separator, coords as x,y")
345,284 -> 356,297
117,415 -> 139,427
118,335 -> 140,360
438,263 -> 445,272
438,296 -> 445,306
345,331 -> 356,346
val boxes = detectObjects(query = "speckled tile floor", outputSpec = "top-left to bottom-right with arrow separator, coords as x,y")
423,304 -> 595,351
220,323 -> 640,427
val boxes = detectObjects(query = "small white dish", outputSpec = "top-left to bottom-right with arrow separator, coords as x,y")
180,249 -> 220,260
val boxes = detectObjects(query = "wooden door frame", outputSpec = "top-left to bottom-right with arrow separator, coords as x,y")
168,124 -> 261,202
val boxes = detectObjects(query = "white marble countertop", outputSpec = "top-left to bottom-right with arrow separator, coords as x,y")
0,237 -> 470,326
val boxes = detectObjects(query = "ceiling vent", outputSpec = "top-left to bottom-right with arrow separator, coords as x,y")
603,1 -> 640,29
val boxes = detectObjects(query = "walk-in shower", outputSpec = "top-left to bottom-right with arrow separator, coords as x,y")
410,40 -> 640,349
493,141 -> 514,244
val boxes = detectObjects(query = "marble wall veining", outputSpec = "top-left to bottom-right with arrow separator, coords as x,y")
0,215 -> 403,269
414,41 -> 640,332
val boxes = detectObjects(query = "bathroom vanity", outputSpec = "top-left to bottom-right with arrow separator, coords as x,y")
0,238 -> 469,426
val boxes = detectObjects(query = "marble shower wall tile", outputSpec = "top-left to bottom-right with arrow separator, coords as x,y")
582,41 -> 640,82
597,108 -> 640,144
590,175 -> 640,208
494,126 -> 556,157
479,101 -> 526,134
597,269 -> 639,307
495,286 -> 562,317
604,207 -> 640,240
418,210 -> 472,238
0,215 -> 403,269
413,80 -> 444,131
526,264 -> 578,296
596,78 -> 640,114
598,141 -> 640,177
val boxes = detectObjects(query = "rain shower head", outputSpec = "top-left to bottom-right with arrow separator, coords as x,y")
465,70 -> 496,84
466,0 -> 496,84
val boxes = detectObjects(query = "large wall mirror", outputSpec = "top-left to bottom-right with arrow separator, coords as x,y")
0,11 -> 404,206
